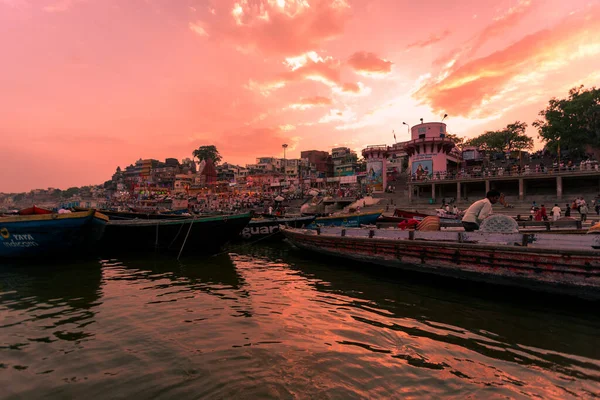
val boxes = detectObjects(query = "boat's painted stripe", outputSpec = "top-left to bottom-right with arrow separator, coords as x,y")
0,210 -> 95,223
315,211 -> 383,221
107,212 -> 252,226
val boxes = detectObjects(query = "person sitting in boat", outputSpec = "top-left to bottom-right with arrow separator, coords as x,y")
461,190 -> 501,232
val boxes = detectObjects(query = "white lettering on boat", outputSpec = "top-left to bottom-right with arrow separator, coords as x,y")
2,233 -> 38,248
241,225 -> 278,239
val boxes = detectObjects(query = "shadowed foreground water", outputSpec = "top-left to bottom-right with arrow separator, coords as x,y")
1,244 -> 599,399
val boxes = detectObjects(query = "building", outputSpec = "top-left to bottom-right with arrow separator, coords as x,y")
404,122 -> 460,181
301,150 -> 333,178
331,147 -> 358,177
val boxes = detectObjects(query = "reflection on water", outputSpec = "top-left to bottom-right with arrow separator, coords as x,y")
1,246 -> 599,399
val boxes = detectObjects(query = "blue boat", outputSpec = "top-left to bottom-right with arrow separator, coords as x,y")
0,209 -> 108,259
306,210 -> 383,229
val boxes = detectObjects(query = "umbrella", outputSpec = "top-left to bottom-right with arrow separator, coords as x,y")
274,195 -> 285,202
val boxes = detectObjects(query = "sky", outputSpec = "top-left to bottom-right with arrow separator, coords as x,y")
1,0 -> 599,192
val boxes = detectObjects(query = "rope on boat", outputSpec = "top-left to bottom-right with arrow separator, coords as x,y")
177,216 -> 196,261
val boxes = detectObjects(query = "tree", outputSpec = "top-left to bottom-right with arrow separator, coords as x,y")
465,121 -> 533,154
445,133 -> 465,149
533,85 -> 600,157
192,145 -> 222,165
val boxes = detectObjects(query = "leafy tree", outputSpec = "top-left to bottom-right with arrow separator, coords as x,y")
466,121 -> 533,154
533,85 -> 600,157
62,187 -> 80,198
192,145 -> 222,165
445,133 -> 465,149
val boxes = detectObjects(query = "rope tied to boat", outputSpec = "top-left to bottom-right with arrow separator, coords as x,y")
177,215 -> 196,261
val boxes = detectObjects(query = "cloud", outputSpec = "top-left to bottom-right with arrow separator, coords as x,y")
319,107 -> 356,124
405,29 -> 452,49
289,96 -> 333,109
189,21 -> 209,37
415,4 -> 600,117
42,0 -> 83,12
333,81 -> 371,96
214,0 -> 351,56
434,0 -> 537,67
347,51 -> 393,76
247,53 -> 364,95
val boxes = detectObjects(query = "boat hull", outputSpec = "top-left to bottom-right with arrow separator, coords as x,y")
101,213 -> 252,254
307,211 -> 382,228
239,215 -> 316,241
282,227 -> 600,300
0,210 -> 107,259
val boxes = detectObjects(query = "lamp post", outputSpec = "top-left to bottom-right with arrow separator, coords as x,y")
402,121 -> 410,135
282,143 -> 288,186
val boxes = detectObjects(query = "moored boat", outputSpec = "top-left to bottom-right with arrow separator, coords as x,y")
74,207 -> 190,220
240,215 -> 316,240
100,212 -> 252,255
281,226 -> 600,300
0,208 -> 108,259
389,208 -> 461,221
306,210 -> 382,229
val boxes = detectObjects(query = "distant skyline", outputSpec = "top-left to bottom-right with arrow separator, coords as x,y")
2,0 -> 599,192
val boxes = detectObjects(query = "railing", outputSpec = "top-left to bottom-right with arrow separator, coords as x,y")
410,165 -> 600,183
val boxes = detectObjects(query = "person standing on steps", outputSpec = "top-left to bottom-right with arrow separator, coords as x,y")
580,203 -> 589,222
551,204 -> 561,222
461,190 -> 501,232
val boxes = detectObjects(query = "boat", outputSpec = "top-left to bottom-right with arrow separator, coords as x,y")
100,212 -> 252,255
306,210 -> 383,229
0,208 -> 108,259
74,207 -> 189,221
281,226 -> 600,300
239,215 -> 316,240
386,208 -> 461,222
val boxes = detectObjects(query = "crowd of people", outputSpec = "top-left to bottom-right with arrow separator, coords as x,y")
524,197 -> 597,222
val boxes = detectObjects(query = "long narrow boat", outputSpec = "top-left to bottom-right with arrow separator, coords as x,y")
74,207 -> 189,221
281,226 -> 600,300
306,210 -> 382,229
0,209 -> 108,259
239,215 -> 316,241
101,212 -> 252,254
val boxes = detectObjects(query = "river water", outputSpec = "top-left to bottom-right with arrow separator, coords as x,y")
1,243 -> 599,399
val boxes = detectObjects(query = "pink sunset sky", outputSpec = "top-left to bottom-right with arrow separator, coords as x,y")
1,0 -> 599,192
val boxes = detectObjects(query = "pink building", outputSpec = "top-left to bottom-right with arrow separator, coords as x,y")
405,122 -> 460,181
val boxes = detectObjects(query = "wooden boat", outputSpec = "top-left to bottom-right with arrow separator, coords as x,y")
100,212 -> 252,254
0,208 -> 108,259
386,208 -> 461,222
281,226 -> 600,300
306,210 -> 383,229
74,207 -> 189,221
239,215 -> 316,240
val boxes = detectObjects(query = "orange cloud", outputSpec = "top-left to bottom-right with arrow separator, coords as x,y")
219,0 -> 351,56
415,4 -> 600,117
434,0 -> 537,67
347,51 -> 393,75
406,30 -> 452,49
248,54 -> 363,95
290,96 -> 333,109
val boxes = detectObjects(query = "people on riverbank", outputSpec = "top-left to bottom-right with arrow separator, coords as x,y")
461,190 -> 501,232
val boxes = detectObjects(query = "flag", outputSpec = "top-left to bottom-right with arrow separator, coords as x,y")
393,130 -> 396,141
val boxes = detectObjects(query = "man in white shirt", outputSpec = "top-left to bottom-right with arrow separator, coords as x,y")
461,190 -> 501,232
551,204 -> 561,221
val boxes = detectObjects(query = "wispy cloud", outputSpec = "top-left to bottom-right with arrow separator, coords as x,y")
347,51 -> 393,76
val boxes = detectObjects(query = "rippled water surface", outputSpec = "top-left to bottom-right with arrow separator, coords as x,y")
1,244 -> 599,399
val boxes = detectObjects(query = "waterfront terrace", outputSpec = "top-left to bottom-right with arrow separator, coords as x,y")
408,166 -> 600,203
